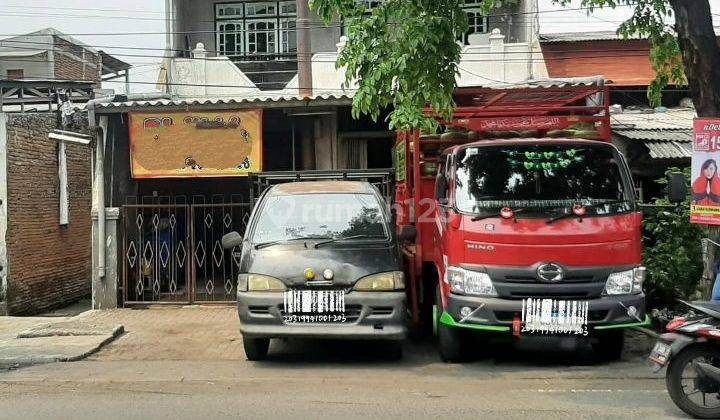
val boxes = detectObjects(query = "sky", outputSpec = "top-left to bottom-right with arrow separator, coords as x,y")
1,0 -> 719,94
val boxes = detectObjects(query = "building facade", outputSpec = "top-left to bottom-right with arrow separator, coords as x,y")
0,28 -> 131,93
90,0 -> 547,309
166,0 -> 539,90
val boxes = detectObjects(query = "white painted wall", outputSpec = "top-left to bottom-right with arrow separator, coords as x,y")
170,44 -> 261,97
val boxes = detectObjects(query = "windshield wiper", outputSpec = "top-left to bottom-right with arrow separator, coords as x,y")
314,234 -> 387,248
545,199 -> 631,225
255,236 -> 331,250
471,208 -> 525,222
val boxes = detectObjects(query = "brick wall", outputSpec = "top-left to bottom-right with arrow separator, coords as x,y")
5,114 -> 92,315
53,36 -> 101,85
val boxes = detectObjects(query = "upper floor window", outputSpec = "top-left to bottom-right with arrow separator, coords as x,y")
460,1 -> 488,44
345,1 -> 488,42
215,1 -> 297,59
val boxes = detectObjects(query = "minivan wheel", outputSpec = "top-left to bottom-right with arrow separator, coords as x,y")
436,286 -> 464,363
243,335 -> 270,361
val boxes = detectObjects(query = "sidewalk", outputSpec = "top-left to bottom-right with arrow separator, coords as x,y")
0,310 -> 123,368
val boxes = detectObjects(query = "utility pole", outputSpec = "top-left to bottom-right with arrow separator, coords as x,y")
297,0 -> 313,98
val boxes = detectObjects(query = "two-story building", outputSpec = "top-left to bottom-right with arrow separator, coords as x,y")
88,0 -> 547,309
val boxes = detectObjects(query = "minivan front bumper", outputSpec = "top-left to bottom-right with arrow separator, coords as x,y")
237,291 -> 407,340
442,292 -> 648,333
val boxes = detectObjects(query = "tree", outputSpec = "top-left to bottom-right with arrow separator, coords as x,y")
310,0 -> 720,129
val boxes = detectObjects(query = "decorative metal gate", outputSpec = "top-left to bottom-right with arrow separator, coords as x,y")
121,202 -> 251,305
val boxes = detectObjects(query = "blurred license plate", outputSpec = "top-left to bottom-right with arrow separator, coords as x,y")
283,290 -> 346,323
649,342 -> 671,366
521,298 -> 589,335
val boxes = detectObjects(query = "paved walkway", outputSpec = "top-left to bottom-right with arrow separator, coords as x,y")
88,306 -> 242,361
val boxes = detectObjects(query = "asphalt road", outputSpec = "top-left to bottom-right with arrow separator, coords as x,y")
0,334 -> 692,420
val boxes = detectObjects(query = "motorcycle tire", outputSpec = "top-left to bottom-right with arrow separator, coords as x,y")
666,344 -> 720,419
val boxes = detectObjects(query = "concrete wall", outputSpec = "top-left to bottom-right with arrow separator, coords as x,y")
171,47 -> 261,97
170,0 -> 531,57
0,53 -> 52,80
3,113 -> 92,315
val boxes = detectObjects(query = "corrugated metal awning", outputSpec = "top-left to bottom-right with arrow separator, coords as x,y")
94,93 -> 355,113
644,141 -> 692,159
613,129 -> 693,142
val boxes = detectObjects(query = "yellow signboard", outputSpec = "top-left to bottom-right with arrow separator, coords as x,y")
128,109 -> 263,178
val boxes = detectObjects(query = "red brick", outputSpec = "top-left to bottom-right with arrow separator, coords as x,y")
5,114 -> 92,315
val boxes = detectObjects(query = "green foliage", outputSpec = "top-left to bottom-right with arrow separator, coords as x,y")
642,167 -> 706,309
310,0 -> 470,131
312,0 -> 689,128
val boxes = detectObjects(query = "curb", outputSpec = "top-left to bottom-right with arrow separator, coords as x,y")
0,325 -> 124,369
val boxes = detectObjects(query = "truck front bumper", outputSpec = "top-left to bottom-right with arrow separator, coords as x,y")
441,293 -> 648,333
237,291 -> 407,340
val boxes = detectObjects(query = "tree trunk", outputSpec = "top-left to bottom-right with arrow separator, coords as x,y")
669,0 -> 720,117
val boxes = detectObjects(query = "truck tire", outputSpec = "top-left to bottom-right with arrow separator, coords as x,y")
666,345 -> 720,419
592,330 -> 624,361
386,340 -> 403,361
436,286 -> 464,363
243,335 -> 270,361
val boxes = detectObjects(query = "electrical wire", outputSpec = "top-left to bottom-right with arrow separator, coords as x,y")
0,3 -> 636,28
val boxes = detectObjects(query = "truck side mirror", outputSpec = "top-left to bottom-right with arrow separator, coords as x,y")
668,172 -> 688,203
435,173 -> 448,205
221,231 -> 243,249
398,225 -> 417,242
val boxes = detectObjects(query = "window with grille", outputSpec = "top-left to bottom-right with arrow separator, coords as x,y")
344,1 -> 488,42
460,1 -> 489,44
215,1 -> 297,58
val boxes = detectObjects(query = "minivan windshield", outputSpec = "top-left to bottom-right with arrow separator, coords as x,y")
251,193 -> 388,244
454,144 -> 633,216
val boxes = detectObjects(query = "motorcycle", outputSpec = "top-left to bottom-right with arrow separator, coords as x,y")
649,301 -> 720,419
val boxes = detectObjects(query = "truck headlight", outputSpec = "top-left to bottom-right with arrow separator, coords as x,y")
238,274 -> 286,292
354,271 -> 405,291
604,267 -> 645,295
446,266 -> 497,297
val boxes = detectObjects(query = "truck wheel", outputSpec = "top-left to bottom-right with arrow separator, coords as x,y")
243,335 -> 270,361
592,330 -> 624,361
436,286 -> 464,363
386,340 -> 403,361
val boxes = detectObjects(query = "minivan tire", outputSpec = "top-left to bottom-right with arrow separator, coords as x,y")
243,336 -> 270,361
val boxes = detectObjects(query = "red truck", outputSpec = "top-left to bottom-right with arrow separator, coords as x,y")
394,80 -> 650,362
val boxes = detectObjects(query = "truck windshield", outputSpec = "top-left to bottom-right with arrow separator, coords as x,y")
251,193 -> 388,244
454,144 -> 633,216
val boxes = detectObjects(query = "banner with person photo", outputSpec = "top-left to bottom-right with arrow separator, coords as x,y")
691,118 -> 720,225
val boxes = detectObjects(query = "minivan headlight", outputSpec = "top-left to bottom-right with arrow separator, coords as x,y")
238,274 -> 286,292
354,271 -> 405,291
446,266 -> 497,297
604,267 -> 645,295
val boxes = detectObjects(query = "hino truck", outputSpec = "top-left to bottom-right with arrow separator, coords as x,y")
393,79 -> 650,362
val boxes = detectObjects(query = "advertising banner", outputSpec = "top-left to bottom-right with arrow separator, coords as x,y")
129,109 -> 263,178
691,118 -> 720,225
